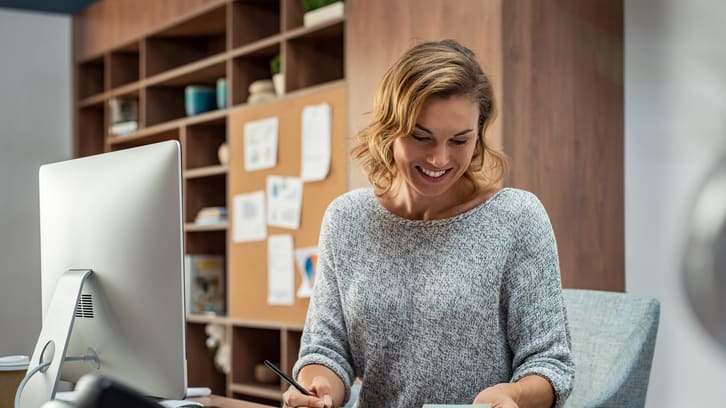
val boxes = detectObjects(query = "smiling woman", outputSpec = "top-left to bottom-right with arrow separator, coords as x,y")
286,40 -> 575,408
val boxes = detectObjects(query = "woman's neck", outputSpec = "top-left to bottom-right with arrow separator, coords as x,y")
378,179 -> 496,220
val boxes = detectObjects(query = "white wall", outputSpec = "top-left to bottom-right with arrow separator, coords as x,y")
0,9 -> 72,356
625,0 -> 726,406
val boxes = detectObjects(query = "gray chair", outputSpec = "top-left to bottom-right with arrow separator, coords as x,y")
563,289 -> 660,408
343,289 -> 660,408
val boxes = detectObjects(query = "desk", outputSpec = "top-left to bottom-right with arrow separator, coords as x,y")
190,395 -> 275,408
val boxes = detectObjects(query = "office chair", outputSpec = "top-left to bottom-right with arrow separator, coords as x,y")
563,289 -> 660,408
344,289 -> 660,408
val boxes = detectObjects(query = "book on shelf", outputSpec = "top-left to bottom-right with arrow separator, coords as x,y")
110,121 -> 138,136
185,254 -> 225,316
194,206 -> 227,225
108,97 -> 139,136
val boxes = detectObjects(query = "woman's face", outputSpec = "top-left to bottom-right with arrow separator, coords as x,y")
392,95 -> 479,200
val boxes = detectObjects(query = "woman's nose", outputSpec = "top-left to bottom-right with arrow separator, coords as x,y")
426,144 -> 448,167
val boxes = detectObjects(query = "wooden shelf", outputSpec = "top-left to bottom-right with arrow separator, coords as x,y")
185,222 -> 228,232
185,165 -> 228,179
145,54 -> 227,88
78,94 -> 106,108
74,2 -> 346,403
186,314 -> 228,324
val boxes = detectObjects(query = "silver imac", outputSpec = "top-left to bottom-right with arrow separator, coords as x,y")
19,141 -> 188,407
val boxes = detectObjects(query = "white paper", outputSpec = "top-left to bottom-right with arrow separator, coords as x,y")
232,191 -> 266,243
266,176 -> 303,229
301,103 -> 332,182
267,234 -> 295,305
244,117 -> 278,171
294,246 -> 319,298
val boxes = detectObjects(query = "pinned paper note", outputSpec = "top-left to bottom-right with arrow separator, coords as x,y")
266,176 -> 303,229
268,234 -> 295,305
301,103 -> 332,182
244,116 -> 278,171
294,246 -> 319,298
233,191 -> 266,243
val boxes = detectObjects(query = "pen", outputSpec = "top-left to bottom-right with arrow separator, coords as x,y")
263,359 -> 312,396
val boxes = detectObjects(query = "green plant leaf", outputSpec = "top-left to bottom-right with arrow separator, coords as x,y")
270,54 -> 281,75
302,0 -> 343,13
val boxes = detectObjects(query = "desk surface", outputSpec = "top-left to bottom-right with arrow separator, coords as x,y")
190,395 -> 275,408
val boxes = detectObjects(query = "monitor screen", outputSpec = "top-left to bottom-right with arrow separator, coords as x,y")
23,141 -> 187,406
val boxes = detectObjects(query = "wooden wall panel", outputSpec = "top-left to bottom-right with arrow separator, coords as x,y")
73,0 -> 224,60
502,0 -> 624,290
346,0 -> 625,291
345,0 -> 504,189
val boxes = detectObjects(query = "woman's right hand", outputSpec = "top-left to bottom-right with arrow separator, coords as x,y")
281,376 -> 335,408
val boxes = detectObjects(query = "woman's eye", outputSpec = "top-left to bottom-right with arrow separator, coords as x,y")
411,134 -> 429,142
451,139 -> 468,145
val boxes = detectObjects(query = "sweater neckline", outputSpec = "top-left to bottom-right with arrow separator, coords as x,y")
368,187 -> 511,226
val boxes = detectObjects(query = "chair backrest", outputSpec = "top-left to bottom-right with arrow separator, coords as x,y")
563,289 -> 660,408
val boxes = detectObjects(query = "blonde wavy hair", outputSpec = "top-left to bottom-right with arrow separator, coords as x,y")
351,39 -> 508,195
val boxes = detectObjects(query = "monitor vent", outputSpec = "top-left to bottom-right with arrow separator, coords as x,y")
75,294 -> 94,318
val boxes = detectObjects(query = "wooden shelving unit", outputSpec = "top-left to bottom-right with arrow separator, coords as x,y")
73,0 -> 346,404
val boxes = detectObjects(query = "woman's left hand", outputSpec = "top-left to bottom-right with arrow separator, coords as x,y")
473,383 -> 520,408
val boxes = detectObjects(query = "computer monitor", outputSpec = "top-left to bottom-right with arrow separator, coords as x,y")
19,141 -> 188,408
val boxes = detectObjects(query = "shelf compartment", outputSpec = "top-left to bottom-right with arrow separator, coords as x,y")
145,61 -> 226,127
185,228 -> 226,255
186,321 -> 227,395
231,42 -> 281,106
231,326 -> 281,387
284,20 -> 344,93
185,118 -> 227,170
76,103 -> 106,157
184,174 -> 226,224
109,41 -> 140,89
231,0 -> 281,48
77,55 -> 105,99
107,89 -> 141,138
145,5 -> 227,78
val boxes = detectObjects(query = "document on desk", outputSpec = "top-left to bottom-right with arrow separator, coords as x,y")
422,405 -> 491,408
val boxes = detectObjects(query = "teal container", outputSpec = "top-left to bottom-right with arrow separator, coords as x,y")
216,78 -> 228,109
184,85 -> 216,116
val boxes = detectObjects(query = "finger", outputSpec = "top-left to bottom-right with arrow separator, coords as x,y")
283,386 -> 325,408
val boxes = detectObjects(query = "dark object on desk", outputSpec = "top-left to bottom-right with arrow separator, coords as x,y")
263,360 -> 311,396
73,375 -> 165,408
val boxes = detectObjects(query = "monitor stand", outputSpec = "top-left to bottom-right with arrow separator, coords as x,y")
19,269 -> 96,408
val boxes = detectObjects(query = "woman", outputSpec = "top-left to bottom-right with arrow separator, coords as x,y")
286,39 -> 574,408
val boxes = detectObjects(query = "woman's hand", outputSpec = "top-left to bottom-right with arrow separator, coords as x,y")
282,375 -> 335,408
473,383 -> 521,408
474,376 -> 554,408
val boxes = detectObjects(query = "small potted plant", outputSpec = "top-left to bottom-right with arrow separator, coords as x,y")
303,0 -> 344,28
270,54 -> 284,96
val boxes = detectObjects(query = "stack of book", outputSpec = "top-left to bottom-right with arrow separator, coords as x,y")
194,206 -> 227,225
108,97 -> 138,136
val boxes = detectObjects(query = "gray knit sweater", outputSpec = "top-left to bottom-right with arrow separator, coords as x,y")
293,188 -> 574,408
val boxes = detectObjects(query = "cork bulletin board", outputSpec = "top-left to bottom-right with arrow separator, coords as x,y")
228,82 -> 347,324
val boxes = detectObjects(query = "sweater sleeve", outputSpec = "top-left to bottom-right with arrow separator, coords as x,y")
292,202 -> 355,403
501,195 -> 575,407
